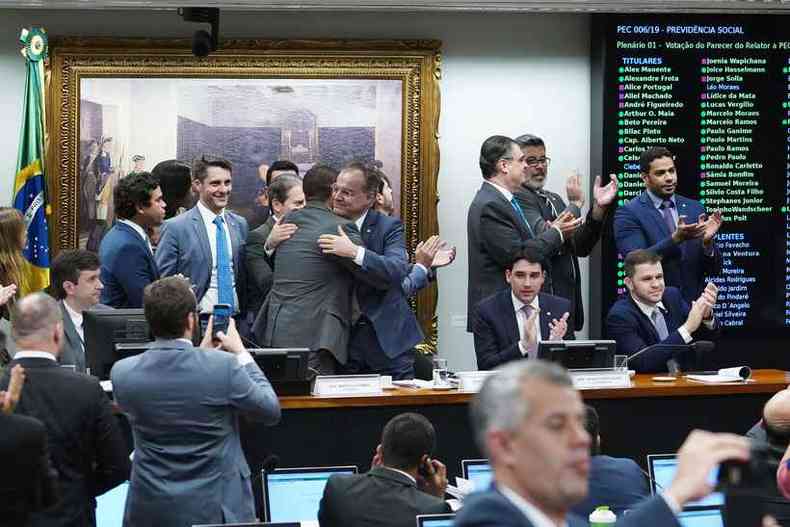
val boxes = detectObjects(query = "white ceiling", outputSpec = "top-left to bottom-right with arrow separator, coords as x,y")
0,0 -> 789,12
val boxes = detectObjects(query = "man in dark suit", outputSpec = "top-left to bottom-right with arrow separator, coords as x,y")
253,164 -> 386,374
99,171 -> 164,308
111,277 -> 280,527
244,174 -> 305,328
50,250 -> 110,373
0,293 -> 130,527
472,249 -> 571,371
572,405 -> 649,518
157,156 -> 249,319
513,134 -> 617,334
0,364 -> 59,526
319,162 -> 416,379
466,135 -> 580,331
318,412 -> 450,527
614,146 -> 722,303
454,360 -> 752,527
605,249 -> 720,373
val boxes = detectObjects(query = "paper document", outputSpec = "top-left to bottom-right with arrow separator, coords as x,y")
686,374 -> 743,383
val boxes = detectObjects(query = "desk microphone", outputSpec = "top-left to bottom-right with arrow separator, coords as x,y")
252,454 -> 281,485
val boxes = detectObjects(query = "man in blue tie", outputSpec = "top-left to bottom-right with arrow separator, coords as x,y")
466,135 -> 581,331
156,156 -> 248,320
605,249 -> 720,373
614,146 -> 722,303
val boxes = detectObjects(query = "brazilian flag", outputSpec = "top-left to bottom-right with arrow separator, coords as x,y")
13,27 -> 50,295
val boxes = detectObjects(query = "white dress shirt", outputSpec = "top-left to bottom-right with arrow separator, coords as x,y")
14,350 -> 57,361
63,300 -> 85,345
118,218 -> 153,255
196,201 -> 238,313
513,293 -> 542,357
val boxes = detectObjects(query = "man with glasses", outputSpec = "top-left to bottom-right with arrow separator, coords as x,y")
513,134 -> 618,335
467,135 -> 581,332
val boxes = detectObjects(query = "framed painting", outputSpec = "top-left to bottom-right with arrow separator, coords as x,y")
46,37 -> 442,350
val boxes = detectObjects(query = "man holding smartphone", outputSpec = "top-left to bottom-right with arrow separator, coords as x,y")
318,412 -> 451,527
111,277 -> 280,527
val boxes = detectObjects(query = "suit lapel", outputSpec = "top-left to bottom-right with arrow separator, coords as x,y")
190,207 -> 213,266
59,302 -> 82,349
538,294 -> 552,339
497,290 -> 520,345
484,183 -> 529,238
225,212 -> 243,270
628,294 -> 660,342
638,191 -> 672,238
118,222 -> 159,278
360,209 -> 378,245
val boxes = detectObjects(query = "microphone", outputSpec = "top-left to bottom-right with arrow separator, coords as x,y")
262,454 -> 280,473
690,340 -> 715,354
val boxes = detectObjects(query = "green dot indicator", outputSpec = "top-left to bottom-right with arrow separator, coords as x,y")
700,181 -> 706,187
700,190 -> 706,196
617,262 -> 624,268
701,137 -> 707,144
783,207 -> 788,213
617,279 -> 624,286
701,111 -> 706,117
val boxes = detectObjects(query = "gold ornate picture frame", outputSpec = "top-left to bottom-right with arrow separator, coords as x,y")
46,37 -> 441,350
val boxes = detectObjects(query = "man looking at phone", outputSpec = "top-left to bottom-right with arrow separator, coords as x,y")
614,146 -> 722,303
318,412 -> 451,527
111,277 -> 280,527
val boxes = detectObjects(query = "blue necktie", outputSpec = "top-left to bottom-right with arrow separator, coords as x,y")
213,215 -> 235,311
510,197 -> 535,237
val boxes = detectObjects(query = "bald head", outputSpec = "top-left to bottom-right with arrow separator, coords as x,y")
11,292 -> 63,355
764,389 -> 790,436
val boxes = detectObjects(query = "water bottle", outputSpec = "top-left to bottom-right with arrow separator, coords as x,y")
588,506 -> 616,526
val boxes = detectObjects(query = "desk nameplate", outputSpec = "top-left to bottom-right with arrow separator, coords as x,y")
313,375 -> 383,397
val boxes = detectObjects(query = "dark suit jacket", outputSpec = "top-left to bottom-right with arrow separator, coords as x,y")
453,487 -> 587,527
0,412 -> 59,526
253,201 -> 387,364
571,455 -> 650,519
515,185 -> 607,331
318,467 -> 450,527
472,289 -> 573,371
454,486 -> 677,527
614,191 -> 721,302
156,205 -> 249,311
99,222 -> 159,308
605,287 -> 721,372
0,357 -> 130,527
354,209 -> 419,359
466,182 -> 563,331
244,215 -> 276,318
58,301 -> 111,373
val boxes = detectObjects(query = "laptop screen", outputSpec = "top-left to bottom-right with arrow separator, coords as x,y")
678,508 -> 724,527
647,454 -> 724,507
263,466 -> 357,522
96,482 -> 128,527
417,513 -> 456,527
461,459 -> 493,492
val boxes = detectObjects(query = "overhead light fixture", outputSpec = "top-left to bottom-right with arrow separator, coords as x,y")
178,7 -> 220,58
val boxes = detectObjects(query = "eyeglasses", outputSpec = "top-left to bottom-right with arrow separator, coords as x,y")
525,157 -> 551,167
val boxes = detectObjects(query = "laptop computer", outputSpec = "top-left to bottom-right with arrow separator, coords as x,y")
262,465 -> 358,522
678,507 -> 724,527
646,453 -> 724,507
461,459 -> 493,491
416,513 -> 456,527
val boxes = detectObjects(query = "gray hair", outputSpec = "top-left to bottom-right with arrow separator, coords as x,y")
11,293 -> 62,342
470,360 -> 573,455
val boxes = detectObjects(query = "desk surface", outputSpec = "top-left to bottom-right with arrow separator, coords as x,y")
280,369 -> 789,409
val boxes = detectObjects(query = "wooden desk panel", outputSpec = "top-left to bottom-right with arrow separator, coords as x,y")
279,369 -> 789,409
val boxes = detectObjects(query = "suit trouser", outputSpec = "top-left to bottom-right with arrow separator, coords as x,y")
343,320 -> 415,380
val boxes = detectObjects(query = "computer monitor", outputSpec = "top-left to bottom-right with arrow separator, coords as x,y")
537,340 -> 616,370
647,454 -> 724,507
416,513 -> 456,527
262,465 -> 358,522
461,459 -> 493,491
96,481 -> 128,527
84,309 -> 152,380
678,508 -> 724,527
250,348 -> 311,395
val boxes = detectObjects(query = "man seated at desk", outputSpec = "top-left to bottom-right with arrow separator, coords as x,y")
471,248 -> 572,371
606,249 -> 720,373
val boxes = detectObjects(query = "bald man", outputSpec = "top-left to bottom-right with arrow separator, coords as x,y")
747,390 -> 790,446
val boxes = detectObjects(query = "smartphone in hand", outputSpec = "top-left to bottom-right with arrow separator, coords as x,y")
211,304 -> 232,340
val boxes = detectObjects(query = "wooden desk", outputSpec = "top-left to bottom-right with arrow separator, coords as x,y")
278,369 -> 789,409
242,369 -> 788,514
